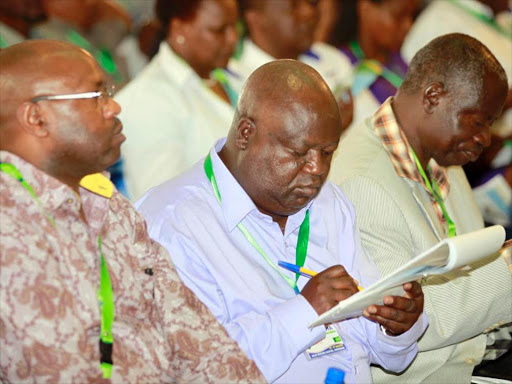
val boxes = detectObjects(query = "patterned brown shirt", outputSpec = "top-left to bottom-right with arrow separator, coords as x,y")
0,151 -> 264,383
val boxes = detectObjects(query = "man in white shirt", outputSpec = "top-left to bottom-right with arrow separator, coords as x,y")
227,0 -> 355,132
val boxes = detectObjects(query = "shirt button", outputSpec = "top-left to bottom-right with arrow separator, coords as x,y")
465,358 -> 476,365
67,199 -> 73,204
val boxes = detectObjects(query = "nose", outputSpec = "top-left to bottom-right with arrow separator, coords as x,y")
103,97 -> 121,118
303,150 -> 329,176
473,128 -> 491,148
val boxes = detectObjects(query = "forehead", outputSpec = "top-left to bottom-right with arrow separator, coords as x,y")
51,54 -> 105,91
453,71 -> 506,119
196,0 -> 237,22
266,100 -> 341,147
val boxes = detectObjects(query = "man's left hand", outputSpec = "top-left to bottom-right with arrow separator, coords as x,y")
362,281 -> 424,336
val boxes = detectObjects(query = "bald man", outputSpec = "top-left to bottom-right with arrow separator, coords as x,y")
0,40 -> 264,383
137,60 -> 428,384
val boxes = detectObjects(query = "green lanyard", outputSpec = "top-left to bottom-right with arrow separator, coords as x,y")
449,0 -> 512,39
211,68 -> 239,108
66,29 -> 123,83
349,41 -> 404,89
408,151 -> 457,237
0,34 -> 7,49
0,162 -> 115,378
203,153 -> 310,293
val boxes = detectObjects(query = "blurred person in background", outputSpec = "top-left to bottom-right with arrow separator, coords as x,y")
115,0 -> 238,201
402,0 -> 512,240
227,0 -> 355,135
0,0 -> 45,47
313,0 -> 340,43
29,0 -> 131,85
327,0 -> 419,130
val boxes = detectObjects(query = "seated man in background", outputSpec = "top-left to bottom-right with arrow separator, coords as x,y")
333,33 -> 512,383
227,0 -> 355,133
137,60 -> 428,383
0,40 -> 264,383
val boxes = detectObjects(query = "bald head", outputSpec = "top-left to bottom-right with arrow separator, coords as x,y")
0,40 -> 123,190
220,60 -> 341,226
0,40 -> 94,128
233,59 -> 339,134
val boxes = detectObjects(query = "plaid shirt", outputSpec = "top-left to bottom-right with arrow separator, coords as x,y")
372,97 -> 450,229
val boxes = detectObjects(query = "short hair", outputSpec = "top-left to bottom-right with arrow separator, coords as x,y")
400,33 -> 508,100
237,0 -> 264,13
155,0 -> 202,27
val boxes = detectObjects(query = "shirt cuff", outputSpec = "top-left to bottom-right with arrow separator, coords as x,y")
377,312 -> 428,348
271,294 -> 325,354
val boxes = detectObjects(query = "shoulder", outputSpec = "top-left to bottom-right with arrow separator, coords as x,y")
302,42 -> 353,75
315,181 -> 357,221
135,161 -> 214,229
331,118 -> 392,183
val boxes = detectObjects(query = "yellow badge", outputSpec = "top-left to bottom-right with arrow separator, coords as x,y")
79,173 -> 113,198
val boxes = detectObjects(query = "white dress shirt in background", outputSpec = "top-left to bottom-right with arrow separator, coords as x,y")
116,42 -> 234,201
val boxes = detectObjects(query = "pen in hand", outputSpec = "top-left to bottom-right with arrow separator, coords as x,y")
278,261 -> 363,291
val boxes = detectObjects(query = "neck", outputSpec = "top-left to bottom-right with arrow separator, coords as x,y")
251,36 -> 301,60
357,29 -> 389,63
391,94 -> 430,171
168,40 -> 213,79
259,207 -> 288,234
219,145 -> 289,234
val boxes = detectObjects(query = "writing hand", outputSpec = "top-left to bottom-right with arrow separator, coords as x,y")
362,281 -> 424,336
301,265 -> 359,315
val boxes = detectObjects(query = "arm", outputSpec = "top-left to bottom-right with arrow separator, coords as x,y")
126,208 -> 266,383
341,175 -> 511,350
158,227 -> 325,383
0,215 -> 104,383
341,210 -> 427,372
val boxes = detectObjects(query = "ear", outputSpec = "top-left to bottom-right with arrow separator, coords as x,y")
168,18 -> 190,46
235,117 -> 255,150
423,82 -> 445,114
16,102 -> 49,138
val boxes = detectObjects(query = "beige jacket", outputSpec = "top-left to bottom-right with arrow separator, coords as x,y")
331,118 -> 512,384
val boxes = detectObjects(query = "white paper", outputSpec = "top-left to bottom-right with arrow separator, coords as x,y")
309,225 -> 506,328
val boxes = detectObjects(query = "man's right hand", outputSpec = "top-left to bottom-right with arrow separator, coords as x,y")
300,265 -> 359,315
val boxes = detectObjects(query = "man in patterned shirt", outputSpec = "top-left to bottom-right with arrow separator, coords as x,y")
0,40 -> 264,383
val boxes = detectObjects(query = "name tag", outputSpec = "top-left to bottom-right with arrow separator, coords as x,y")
305,325 -> 346,360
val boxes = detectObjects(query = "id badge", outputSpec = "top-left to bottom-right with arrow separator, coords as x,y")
305,325 -> 346,360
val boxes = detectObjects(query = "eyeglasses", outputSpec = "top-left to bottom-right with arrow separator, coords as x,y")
31,84 -> 116,103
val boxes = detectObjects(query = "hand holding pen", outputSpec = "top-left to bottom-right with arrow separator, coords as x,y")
279,261 -> 360,316
278,261 -> 424,336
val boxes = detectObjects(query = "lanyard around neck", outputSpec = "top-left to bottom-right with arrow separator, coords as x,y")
211,68 -> 239,108
449,0 -> 512,39
203,153 -> 310,293
0,162 -> 115,378
349,40 -> 404,89
408,151 -> 457,237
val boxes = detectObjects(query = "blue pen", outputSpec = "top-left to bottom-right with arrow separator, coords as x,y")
278,261 -> 318,278
278,261 -> 363,291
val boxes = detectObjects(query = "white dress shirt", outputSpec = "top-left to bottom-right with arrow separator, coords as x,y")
136,138 -> 428,384
116,42 -> 235,201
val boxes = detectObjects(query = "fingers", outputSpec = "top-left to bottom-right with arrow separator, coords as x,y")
363,304 -> 419,335
301,265 -> 359,315
402,281 -> 423,299
362,282 -> 424,335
